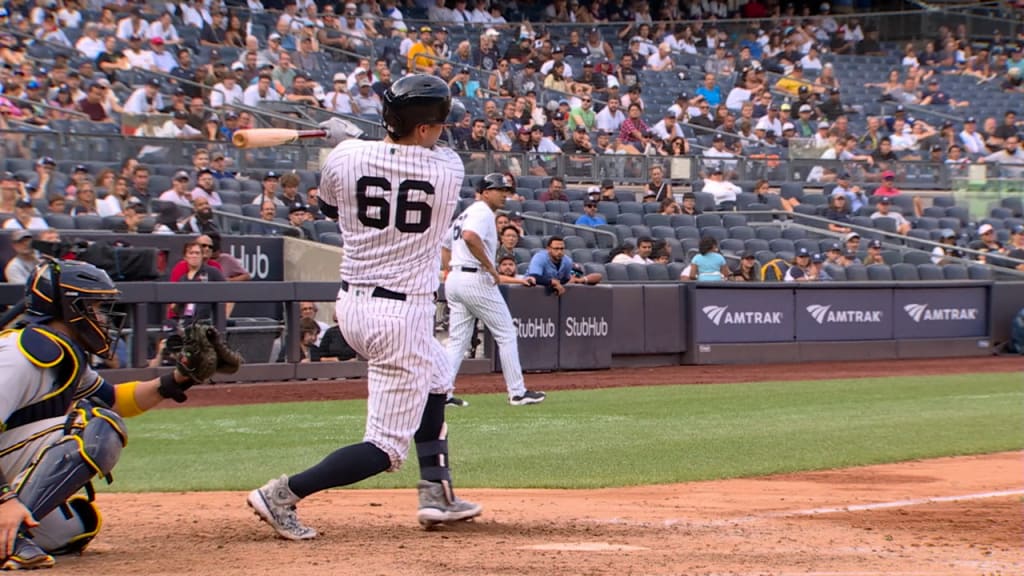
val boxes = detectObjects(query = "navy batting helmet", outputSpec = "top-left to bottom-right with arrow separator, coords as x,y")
26,259 -> 126,359
477,172 -> 515,194
382,74 -> 452,140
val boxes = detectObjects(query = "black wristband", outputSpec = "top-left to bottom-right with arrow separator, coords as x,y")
0,484 -> 17,504
157,372 -> 190,403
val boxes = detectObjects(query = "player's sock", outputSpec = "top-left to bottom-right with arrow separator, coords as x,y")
288,442 -> 391,498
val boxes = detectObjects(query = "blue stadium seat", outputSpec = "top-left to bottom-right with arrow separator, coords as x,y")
967,265 -> 992,280
891,263 -> 919,281
668,262 -> 688,279
728,226 -> 755,240
44,213 -> 75,230
844,264 -> 868,281
823,264 -> 846,281
647,264 -> 671,281
756,226 -> 782,240
617,213 -> 642,226
669,214 -> 696,228
626,264 -> 649,281
696,213 -> 722,229
605,263 -> 629,282
702,226 -> 728,243
583,262 -> 606,277
630,225 -> 652,239
75,215 -> 104,230
651,225 -> 675,239
319,232 -> 342,247
942,265 -> 968,280
571,248 -> 593,263
902,251 -> 932,266
564,236 -> 587,250
644,214 -> 670,227
619,201 -> 643,215
769,238 -> 795,254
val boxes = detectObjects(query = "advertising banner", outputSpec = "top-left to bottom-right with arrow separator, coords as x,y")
224,237 -> 285,281
795,289 -> 894,341
694,288 -> 794,343
893,287 -> 988,339
611,285 -> 646,355
559,286 -> 613,369
495,285 -> 560,371
644,285 -> 687,353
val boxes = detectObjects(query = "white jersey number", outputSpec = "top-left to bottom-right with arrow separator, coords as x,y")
356,176 -> 434,234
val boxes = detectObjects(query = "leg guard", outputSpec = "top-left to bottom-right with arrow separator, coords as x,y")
14,405 -> 126,527
415,394 -> 451,491
31,495 -> 102,555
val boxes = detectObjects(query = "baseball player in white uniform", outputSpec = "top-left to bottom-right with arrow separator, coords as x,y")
0,259 -> 223,570
248,74 -> 482,539
444,173 -> 546,406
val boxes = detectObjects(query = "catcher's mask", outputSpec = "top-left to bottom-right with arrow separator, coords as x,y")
25,258 -> 126,359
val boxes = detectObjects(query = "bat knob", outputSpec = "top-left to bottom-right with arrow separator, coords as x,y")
232,131 -> 248,148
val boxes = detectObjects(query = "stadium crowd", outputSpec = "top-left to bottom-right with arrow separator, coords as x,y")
0,0 -> 1021,288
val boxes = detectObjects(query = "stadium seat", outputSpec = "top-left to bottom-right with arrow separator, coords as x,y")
916,263 -> 944,280
938,217 -> 962,233
513,247 -> 532,264
872,217 -> 898,234
668,262 -> 688,279
564,236 -> 587,250
744,238 -> 769,253
696,213 -> 722,229
728,226 -> 755,240
647,264 -> 671,281
617,213 -> 642,226
618,201 -> 643,215
845,264 -> 868,281
782,228 -> 808,241
702,226 -> 728,243
626,263 -> 649,281
592,248 -> 611,263
644,214 -> 670,227
642,202 -> 661,214
630,225 -> 652,240
44,213 -> 75,230
922,206 -> 946,219
795,239 -> 819,254
75,215 -> 104,230
914,216 -> 938,230
755,226 -> 782,240
823,264 -> 846,281
780,182 -> 804,199
931,196 -> 957,208
571,248 -> 593,263
769,238 -> 795,254
942,265 -> 968,280
881,250 -> 902,266
594,225 -> 618,248
902,251 -> 932,266
891,263 -> 919,281
945,206 -> 969,225
720,238 -> 744,255
546,200 -> 570,213
721,213 -> 747,228
967,265 -> 992,280
518,235 -> 543,250
319,232 -> 342,247
605,263 -> 629,282
999,197 -> 1023,217
596,202 -> 620,222
651,225 -> 675,239
583,262 -> 606,277
669,214 -> 696,228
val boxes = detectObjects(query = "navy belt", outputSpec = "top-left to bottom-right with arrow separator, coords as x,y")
341,280 -> 407,301
454,266 -> 481,273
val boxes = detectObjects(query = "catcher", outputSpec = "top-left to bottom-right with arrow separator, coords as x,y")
0,258 -> 242,570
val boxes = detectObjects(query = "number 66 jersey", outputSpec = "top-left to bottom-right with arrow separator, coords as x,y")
319,139 -> 463,296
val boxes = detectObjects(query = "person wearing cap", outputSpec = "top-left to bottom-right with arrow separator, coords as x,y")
968,223 -> 1007,257
957,117 -> 986,156
4,229 -> 41,285
830,171 -> 866,212
122,78 -> 164,116
931,228 -> 964,265
859,239 -> 885,266
574,200 -> 606,227
209,66 -> 244,109
729,251 -> 761,282
783,248 -> 815,282
75,23 -> 106,60
157,170 -> 193,208
3,199 -> 47,231
702,167 -> 741,209
323,72 -> 352,115
406,26 -> 437,74
870,196 -> 911,235
981,134 -> 1024,179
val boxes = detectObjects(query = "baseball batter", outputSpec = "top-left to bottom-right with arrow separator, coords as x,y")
444,173 -> 546,406
248,74 -> 482,539
0,259 -> 234,570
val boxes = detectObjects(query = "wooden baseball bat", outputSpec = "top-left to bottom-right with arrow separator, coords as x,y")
232,128 -> 329,149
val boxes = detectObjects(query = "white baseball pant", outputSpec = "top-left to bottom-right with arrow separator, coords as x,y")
336,285 -> 452,471
444,270 -> 526,399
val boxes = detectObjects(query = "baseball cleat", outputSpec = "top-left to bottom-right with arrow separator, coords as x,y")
445,396 -> 469,407
1,535 -> 55,571
247,475 -> 318,541
509,390 -> 546,406
416,480 -> 482,529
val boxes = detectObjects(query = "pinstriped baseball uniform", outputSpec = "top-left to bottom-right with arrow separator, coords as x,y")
444,201 -> 527,399
319,139 -> 462,468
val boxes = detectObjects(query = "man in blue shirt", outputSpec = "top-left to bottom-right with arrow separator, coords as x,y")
574,201 -> 607,227
527,236 -> 576,295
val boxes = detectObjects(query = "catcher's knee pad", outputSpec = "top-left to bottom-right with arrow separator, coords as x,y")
15,406 -> 126,522
32,495 -> 102,555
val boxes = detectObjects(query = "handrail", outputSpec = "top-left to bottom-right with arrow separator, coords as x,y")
498,208 -> 619,246
733,208 -> 1024,275
0,94 -> 92,120
211,207 -> 304,236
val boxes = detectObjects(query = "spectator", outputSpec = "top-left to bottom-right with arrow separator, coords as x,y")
496,225 -> 520,262
3,199 -> 47,231
686,236 -> 729,281
97,175 -> 136,216
594,96 -> 625,134
968,223 -> 1006,256
618,103 -> 648,147
676,192 -> 700,216
730,251 -> 761,282
287,205 -> 314,238
299,301 -> 330,346
862,239 -> 886,266
870,197 -> 911,235
169,234 -> 223,282
169,240 -> 226,322
190,169 -> 223,207
538,177 -> 568,202
352,80 -> 382,116
252,172 -> 284,207
4,230 -> 38,285
69,182 -> 100,216
316,315 -> 359,361
159,171 -> 194,207
981,135 -> 1024,179
822,192 -> 854,234
527,236 -> 589,295
932,228 -> 964,265
784,248 -> 814,282
702,167 -> 741,209
574,201 -> 606,227
630,237 -> 654,264
116,7 -> 150,41
243,73 -> 282,107
180,196 -> 220,235
247,201 -> 287,235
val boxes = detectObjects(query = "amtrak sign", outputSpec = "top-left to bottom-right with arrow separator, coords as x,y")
894,287 -> 987,339
695,288 -> 794,343
796,290 -> 893,341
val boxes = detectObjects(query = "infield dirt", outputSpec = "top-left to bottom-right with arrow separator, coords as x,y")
61,357 -> 1024,575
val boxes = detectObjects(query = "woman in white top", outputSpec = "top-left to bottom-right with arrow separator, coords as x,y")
97,176 -> 135,217
57,0 -> 83,28
324,74 -> 353,114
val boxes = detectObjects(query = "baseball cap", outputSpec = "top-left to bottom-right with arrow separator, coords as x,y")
15,198 -> 33,208
894,105 -> 906,113
225,111 -> 239,120
799,104 -> 812,113
881,170 -> 895,180
0,171 -> 14,181
333,72 -> 347,82
36,156 -> 56,166
798,85 -> 810,94
838,171 -> 851,179
196,168 -> 214,177
682,192 -> 696,200
781,103 -> 792,111
978,223 -> 995,235
151,36 -> 164,46
289,204 -> 309,213
73,164 -> 89,173
797,247 -> 811,257
965,116 -> 977,123
878,196 -> 891,204
517,126 -> 531,135
829,242 -> 842,251
587,185 -> 600,194
124,199 -> 145,212
173,170 -> 190,181
264,171 -> 281,180
600,179 -> 614,189
742,250 -> 756,259
173,87 -> 186,96
359,79 -> 372,87
643,191 -> 657,198
584,200 -> 597,207
868,239 -> 883,249
552,112 -> 565,121
677,91 -> 689,101
574,125 -> 588,133
10,229 -> 32,242
172,110 -> 188,120
818,121 -> 830,129
844,232 -> 861,242
26,80 -> 40,90
147,77 -> 161,87
231,62 -> 244,71
712,133 -> 725,142
811,253 -> 824,263
782,122 -> 795,131
552,46 -> 564,54
268,33 -> 281,41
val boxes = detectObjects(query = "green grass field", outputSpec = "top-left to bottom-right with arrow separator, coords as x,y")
102,373 -> 1024,493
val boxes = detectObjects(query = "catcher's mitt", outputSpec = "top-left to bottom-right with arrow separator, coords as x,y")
206,325 -> 243,374
176,322 -> 221,384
